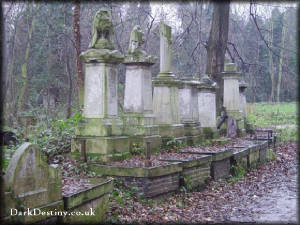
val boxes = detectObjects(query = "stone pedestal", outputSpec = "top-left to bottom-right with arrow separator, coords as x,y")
152,22 -> 185,144
222,63 -> 245,133
178,77 -> 202,145
122,26 -> 162,150
71,10 -> 129,162
197,75 -> 217,128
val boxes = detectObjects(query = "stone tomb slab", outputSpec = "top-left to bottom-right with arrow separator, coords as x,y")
180,148 -> 233,180
88,162 -> 182,198
159,154 -> 212,189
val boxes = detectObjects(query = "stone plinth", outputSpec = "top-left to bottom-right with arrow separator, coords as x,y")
152,22 -> 185,141
197,75 -> 217,129
222,63 -> 242,115
178,77 -> 202,145
71,9 -> 129,161
122,25 -> 162,150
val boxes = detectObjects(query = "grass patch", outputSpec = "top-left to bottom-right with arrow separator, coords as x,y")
247,102 -> 298,142
247,102 -> 298,127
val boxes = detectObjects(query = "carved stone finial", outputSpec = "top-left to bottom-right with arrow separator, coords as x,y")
88,8 -> 114,50
128,25 -> 145,54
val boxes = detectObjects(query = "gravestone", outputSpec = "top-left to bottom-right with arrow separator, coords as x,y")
123,25 -> 162,150
152,22 -> 185,142
2,143 -> 63,223
197,74 -> 217,128
221,62 -> 245,134
178,77 -> 202,145
71,9 -> 130,161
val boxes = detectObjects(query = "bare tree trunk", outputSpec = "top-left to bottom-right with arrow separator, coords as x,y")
64,5 -> 72,118
16,3 -> 39,114
205,1 -> 230,115
66,55 -> 72,119
268,21 -> 275,102
276,16 -> 286,103
73,0 -> 84,109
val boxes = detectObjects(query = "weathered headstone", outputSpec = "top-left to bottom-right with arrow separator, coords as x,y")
221,62 -> 245,134
2,143 -> 62,223
71,9 -> 129,162
123,25 -> 162,149
152,22 -> 185,141
197,74 -> 217,128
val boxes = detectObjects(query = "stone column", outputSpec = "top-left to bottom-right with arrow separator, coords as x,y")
71,9 -> 129,162
178,77 -> 202,145
197,75 -> 217,129
122,25 -> 162,149
239,78 -> 248,118
221,62 -> 245,132
152,22 -> 185,142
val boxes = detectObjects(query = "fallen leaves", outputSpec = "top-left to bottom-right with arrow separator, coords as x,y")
105,141 -> 298,223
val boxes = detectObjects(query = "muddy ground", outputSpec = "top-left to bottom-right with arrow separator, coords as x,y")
106,141 -> 298,224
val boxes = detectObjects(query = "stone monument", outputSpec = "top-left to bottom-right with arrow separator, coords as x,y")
71,9 -> 129,162
221,62 -> 245,133
178,77 -> 202,145
197,74 -> 218,129
123,25 -> 162,150
152,22 -> 185,143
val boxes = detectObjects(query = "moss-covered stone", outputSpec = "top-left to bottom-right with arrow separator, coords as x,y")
88,162 -> 182,178
62,178 -> 112,224
4,143 -> 62,211
71,136 -> 130,156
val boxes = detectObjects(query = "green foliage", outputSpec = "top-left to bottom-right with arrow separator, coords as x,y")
182,175 -> 193,191
230,163 -> 246,183
266,149 -> 277,161
279,128 -> 298,142
162,137 -> 185,150
3,107 -> 82,170
129,143 -> 144,156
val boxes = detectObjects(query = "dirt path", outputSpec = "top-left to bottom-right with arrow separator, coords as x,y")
229,160 -> 298,223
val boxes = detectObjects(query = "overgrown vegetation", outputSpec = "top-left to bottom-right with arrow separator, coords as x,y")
2,106 -> 82,170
